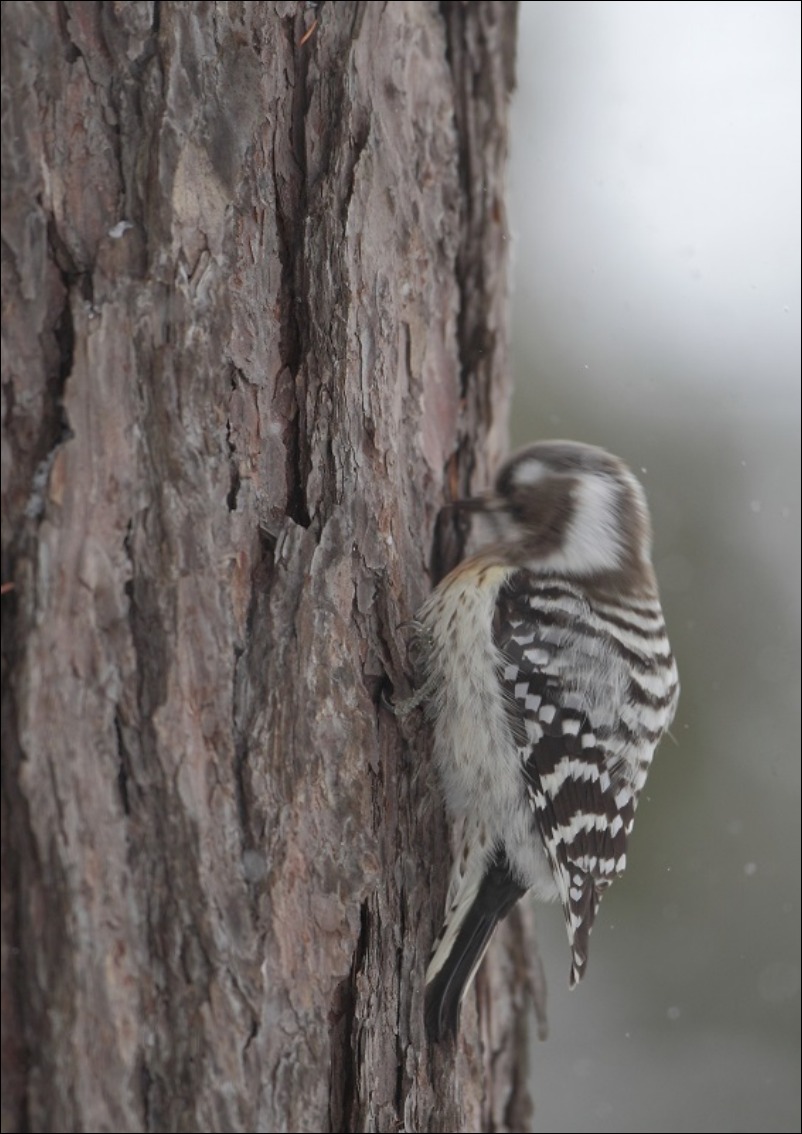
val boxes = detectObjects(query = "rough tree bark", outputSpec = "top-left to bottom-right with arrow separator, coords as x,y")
1,3 -> 532,1131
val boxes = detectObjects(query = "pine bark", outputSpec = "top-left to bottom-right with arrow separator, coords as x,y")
1,3 -> 529,1131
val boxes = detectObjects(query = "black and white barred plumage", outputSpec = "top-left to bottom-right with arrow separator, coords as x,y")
414,440 -> 679,1042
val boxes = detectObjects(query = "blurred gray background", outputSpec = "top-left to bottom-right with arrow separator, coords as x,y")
508,3 -> 801,1131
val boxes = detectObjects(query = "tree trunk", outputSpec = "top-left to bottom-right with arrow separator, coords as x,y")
1,3 -> 529,1131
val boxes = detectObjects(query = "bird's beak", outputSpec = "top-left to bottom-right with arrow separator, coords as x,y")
450,491 -> 503,514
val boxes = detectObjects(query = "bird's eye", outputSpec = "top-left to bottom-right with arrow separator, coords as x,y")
503,495 -> 527,523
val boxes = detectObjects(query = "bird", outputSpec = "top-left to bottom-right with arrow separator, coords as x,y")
406,440 -> 679,1042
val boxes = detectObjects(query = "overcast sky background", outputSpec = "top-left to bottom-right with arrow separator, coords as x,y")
507,3 -> 800,1131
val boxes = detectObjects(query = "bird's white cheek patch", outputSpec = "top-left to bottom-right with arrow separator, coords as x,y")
541,476 -> 623,574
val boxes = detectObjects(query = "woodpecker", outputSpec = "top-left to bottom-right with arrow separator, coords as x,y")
408,440 -> 679,1042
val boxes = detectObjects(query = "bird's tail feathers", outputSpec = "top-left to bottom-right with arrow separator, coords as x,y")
424,847 -> 526,1042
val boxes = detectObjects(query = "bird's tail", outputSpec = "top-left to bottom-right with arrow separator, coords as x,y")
424,847 -> 526,1043
563,871 -> 608,987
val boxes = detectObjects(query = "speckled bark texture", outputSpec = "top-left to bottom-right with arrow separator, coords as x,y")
1,3 -> 531,1131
